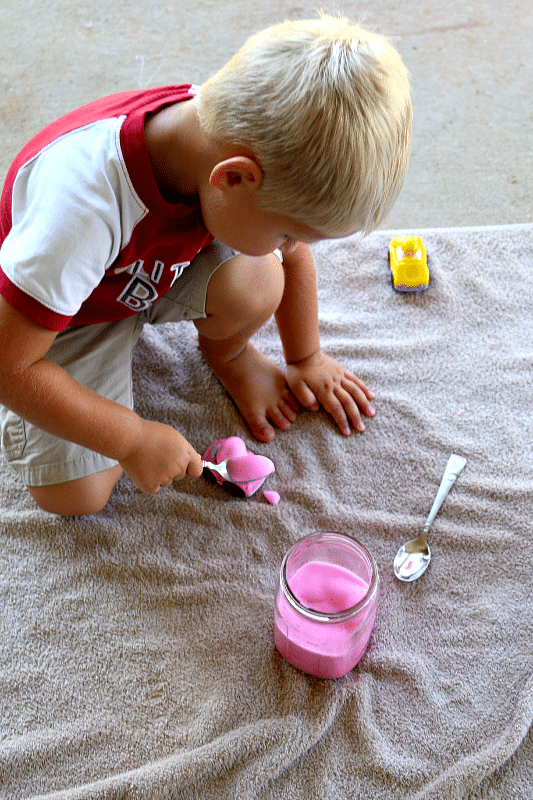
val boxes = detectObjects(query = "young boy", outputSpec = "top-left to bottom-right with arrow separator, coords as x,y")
0,14 -> 412,516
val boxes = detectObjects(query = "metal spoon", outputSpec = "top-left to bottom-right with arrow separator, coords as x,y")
202,458 -> 233,481
393,454 -> 467,582
201,456 -> 274,484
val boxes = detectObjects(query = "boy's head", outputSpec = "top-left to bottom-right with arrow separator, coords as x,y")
197,14 -> 412,238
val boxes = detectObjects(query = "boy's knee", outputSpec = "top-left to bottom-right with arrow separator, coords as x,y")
27,465 -> 122,516
237,251 -> 285,321
200,252 -> 284,339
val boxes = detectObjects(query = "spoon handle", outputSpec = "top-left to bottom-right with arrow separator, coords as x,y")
425,454 -> 466,528
202,459 -> 227,478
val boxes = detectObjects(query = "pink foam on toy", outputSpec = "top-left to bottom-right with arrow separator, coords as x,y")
216,436 -> 248,460
226,454 -> 275,483
201,437 -> 276,497
263,490 -> 280,505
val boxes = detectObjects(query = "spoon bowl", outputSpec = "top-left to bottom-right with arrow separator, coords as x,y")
394,454 -> 466,582
393,524 -> 431,582
202,454 -> 275,484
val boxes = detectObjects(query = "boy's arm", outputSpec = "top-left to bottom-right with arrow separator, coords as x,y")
275,242 -> 375,435
0,297 -> 202,491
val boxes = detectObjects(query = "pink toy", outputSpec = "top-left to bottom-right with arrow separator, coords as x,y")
202,437 -> 275,497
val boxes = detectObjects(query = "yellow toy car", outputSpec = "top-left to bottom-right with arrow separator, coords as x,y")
388,235 -> 429,292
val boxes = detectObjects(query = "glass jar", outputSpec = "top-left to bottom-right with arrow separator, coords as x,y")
274,532 -> 379,679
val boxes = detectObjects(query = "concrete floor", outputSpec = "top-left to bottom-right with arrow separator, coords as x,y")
1,0 -> 531,230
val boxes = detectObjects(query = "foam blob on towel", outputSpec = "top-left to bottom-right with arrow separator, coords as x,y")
263,490 -> 280,505
202,437 -> 275,497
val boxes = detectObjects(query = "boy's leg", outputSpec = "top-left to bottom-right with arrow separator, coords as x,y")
28,466 -> 124,516
194,251 -> 299,442
130,240 -> 296,441
0,316 -> 142,516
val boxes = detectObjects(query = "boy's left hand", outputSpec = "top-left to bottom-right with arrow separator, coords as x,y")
286,351 -> 375,435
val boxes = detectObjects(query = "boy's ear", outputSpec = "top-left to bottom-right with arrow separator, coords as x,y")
209,157 -> 263,191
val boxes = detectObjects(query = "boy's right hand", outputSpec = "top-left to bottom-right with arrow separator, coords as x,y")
119,419 -> 203,494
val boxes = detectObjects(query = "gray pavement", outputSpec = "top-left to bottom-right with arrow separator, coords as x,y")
1,0 -> 531,229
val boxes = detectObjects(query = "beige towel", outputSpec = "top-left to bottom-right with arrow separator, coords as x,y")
1,224 -> 532,799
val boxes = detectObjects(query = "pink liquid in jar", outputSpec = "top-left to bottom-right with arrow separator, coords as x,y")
274,534 -> 379,679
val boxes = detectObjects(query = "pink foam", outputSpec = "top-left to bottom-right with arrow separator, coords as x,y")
226,454 -> 275,483
274,561 -> 374,678
263,490 -> 280,505
202,437 -> 276,497
216,436 -> 248,461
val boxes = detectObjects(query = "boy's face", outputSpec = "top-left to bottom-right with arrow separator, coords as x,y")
201,193 -> 326,257
199,157 -> 327,257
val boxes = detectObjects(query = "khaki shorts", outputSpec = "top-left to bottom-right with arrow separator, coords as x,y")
0,241 -> 236,487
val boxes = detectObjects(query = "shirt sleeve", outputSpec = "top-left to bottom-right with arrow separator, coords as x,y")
0,117 -> 142,330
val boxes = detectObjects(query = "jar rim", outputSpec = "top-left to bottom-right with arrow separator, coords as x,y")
279,531 -> 379,623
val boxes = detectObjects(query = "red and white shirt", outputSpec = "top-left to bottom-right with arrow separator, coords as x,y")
0,85 -> 214,330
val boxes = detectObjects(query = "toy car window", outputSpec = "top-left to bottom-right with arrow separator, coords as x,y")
397,247 -> 422,260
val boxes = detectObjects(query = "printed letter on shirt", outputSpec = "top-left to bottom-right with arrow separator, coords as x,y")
118,275 -> 158,311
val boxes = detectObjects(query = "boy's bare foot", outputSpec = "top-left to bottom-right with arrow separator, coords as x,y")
201,341 -> 299,442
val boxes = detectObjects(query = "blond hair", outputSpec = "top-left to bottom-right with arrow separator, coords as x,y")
197,14 -> 412,237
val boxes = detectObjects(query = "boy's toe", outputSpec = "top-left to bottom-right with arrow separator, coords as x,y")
248,416 -> 276,442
